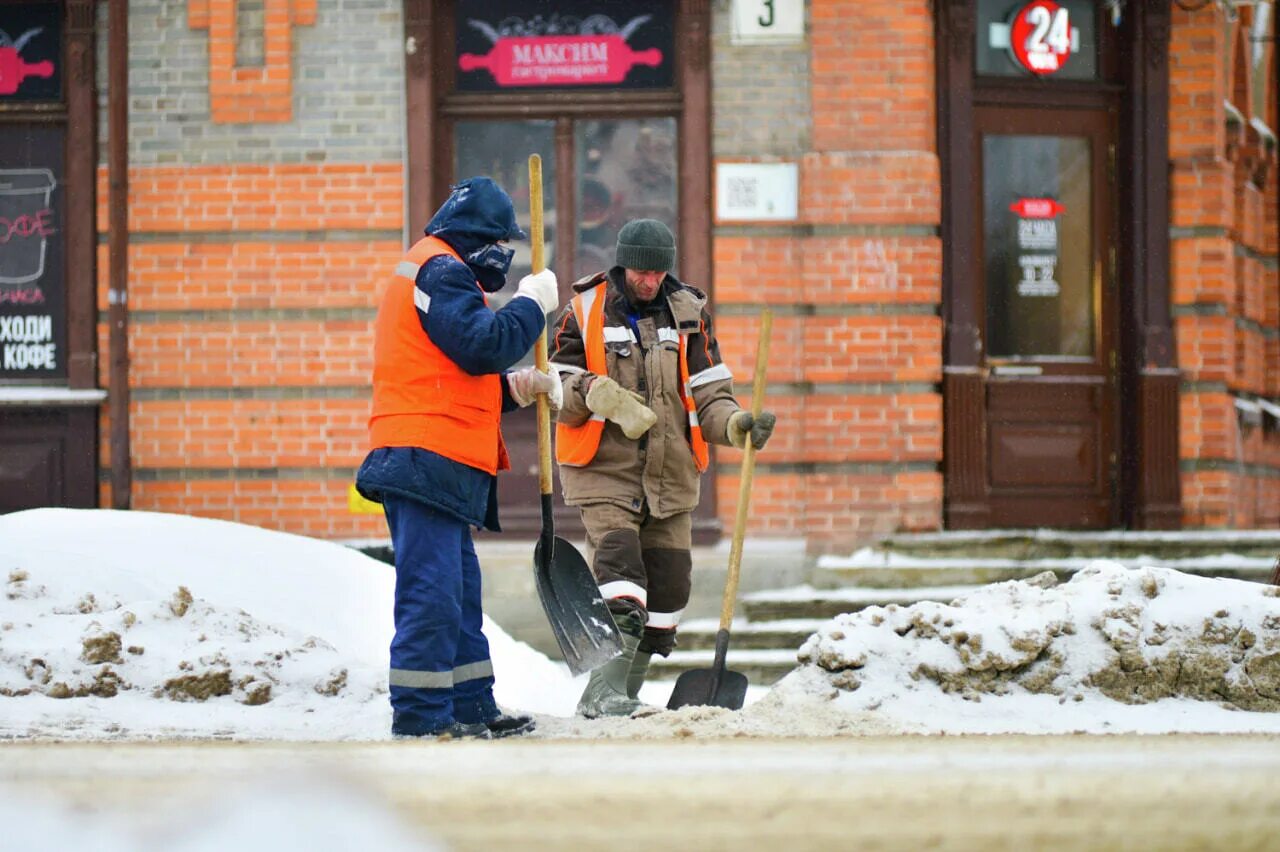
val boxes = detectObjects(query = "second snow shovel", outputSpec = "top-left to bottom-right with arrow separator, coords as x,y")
527,153 -> 623,676
668,308 -> 773,711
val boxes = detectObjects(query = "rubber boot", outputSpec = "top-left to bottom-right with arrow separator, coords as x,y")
626,649 -> 652,700
577,616 -> 645,719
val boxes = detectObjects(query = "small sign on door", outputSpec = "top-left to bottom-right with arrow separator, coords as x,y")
1012,196 -> 1062,298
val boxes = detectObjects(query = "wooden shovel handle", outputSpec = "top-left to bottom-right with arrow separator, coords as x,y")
529,154 -> 553,498
719,308 -> 773,630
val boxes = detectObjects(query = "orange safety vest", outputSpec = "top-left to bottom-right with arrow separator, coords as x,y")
556,282 -> 709,472
368,235 -> 510,474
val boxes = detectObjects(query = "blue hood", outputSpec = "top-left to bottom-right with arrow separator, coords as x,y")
425,177 -> 527,255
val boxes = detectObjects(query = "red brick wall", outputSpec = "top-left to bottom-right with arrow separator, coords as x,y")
1170,4 -> 1280,530
95,164 -> 400,539
711,0 -> 943,553
93,1 -> 1276,549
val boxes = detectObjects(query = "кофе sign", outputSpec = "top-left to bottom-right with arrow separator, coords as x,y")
455,0 -> 675,92
0,126 -> 66,380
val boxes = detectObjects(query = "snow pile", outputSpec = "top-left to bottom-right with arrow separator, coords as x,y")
3,567 -> 374,707
0,509 -> 578,739
6,509 -> 1280,740
771,562 -> 1280,734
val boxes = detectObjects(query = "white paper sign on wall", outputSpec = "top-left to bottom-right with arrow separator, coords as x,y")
730,0 -> 804,45
715,162 -> 799,222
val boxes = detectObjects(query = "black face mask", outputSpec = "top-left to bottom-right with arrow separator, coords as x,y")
469,264 -> 507,293
465,243 -> 515,275
464,243 -> 515,293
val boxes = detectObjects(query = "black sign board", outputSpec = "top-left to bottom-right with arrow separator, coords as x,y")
1,125 -> 66,380
0,3 -> 62,102
456,0 -> 675,92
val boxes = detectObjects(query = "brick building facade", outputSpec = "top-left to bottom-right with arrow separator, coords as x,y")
0,0 -> 1275,557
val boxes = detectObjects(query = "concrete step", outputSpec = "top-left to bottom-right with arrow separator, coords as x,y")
873,530 -> 1280,561
341,537 -> 812,662
740,584 -> 985,621
674,617 -> 826,651
813,553 -> 1277,589
648,648 -> 800,686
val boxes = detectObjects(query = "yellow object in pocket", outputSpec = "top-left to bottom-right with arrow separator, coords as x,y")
347,484 -> 383,515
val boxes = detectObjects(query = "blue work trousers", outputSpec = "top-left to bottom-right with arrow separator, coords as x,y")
384,496 -> 498,732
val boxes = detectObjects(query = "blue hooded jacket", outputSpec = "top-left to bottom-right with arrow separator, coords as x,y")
355,177 -> 545,531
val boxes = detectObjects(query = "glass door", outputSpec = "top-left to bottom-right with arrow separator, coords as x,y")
974,106 -> 1117,527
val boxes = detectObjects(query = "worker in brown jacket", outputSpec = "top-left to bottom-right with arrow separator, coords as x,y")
550,218 -> 777,717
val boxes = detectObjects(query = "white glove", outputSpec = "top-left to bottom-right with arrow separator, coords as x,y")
514,269 -> 559,315
585,376 -> 656,440
506,366 -> 563,410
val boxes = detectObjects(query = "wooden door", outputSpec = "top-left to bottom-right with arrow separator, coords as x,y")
973,105 -> 1118,527
0,407 -> 97,513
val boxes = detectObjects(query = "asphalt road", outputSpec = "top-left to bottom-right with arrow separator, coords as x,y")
4,734 -> 1280,850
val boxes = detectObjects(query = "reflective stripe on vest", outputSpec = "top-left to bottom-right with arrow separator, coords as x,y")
555,285 -> 608,467
555,283 -> 709,472
678,322 -> 710,472
368,235 -> 509,474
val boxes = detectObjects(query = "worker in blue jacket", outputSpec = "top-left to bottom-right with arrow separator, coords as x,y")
356,177 -> 561,739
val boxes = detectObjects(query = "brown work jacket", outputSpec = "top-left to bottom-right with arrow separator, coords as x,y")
550,268 -> 740,519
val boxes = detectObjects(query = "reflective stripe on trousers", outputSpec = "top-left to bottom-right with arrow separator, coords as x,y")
384,495 -> 498,729
388,659 -> 495,689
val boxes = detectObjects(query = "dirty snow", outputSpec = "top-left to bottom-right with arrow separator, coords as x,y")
0,508 -> 576,740
3,508 -> 1280,743
785,565 -> 1280,734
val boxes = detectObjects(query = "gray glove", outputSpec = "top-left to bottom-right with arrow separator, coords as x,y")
585,376 -> 656,440
727,410 -> 777,450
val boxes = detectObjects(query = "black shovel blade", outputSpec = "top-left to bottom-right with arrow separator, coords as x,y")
666,667 -> 749,711
534,535 -> 623,676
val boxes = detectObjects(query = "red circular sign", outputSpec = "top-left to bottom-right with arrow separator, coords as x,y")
1010,1 -> 1072,76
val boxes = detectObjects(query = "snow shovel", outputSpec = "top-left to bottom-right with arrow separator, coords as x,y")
527,153 -> 623,676
667,308 -> 773,711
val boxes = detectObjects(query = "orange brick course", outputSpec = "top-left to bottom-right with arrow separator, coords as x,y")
715,393 -> 942,467
716,471 -> 942,543
95,242 -> 399,311
1170,5 -> 1279,531
714,236 -> 942,305
130,479 -> 387,539
115,321 -> 374,389
801,152 -> 941,225
1170,237 -> 1234,305
809,0 -> 934,154
119,399 -> 369,470
95,164 -> 403,233
187,0 -> 318,124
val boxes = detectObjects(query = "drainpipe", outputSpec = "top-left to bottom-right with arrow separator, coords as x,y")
108,0 -> 130,509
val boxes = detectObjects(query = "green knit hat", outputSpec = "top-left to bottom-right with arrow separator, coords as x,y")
615,218 -> 676,272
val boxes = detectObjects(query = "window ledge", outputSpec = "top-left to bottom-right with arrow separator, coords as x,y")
0,387 -> 108,407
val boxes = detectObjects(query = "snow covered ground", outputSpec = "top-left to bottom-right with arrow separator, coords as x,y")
7,506 -> 1280,844
3,507 -> 1280,743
